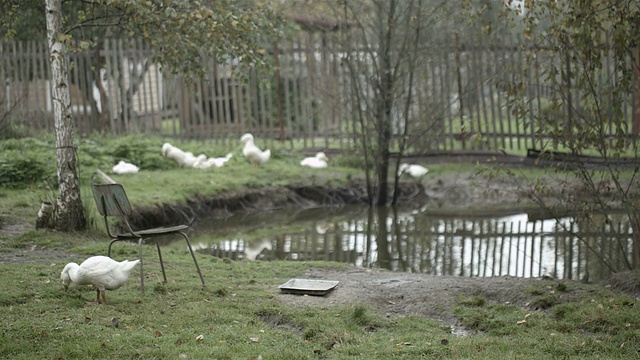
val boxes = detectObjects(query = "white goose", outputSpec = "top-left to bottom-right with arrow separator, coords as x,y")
162,142 -> 188,167
241,133 -> 271,167
61,256 -> 140,304
195,153 -> 234,169
398,163 -> 429,179
112,160 -> 140,174
182,152 -> 207,168
301,152 -> 329,169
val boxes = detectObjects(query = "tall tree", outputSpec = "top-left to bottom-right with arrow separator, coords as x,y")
336,0 -> 445,205
46,0 -> 86,231
39,0 -> 281,231
496,1 -> 640,273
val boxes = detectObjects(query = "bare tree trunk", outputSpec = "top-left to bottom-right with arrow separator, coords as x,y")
374,0 -> 397,206
46,0 -> 86,231
630,214 -> 640,270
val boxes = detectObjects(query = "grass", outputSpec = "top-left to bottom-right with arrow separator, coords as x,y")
0,238 -> 638,359
1,135 -> 639,358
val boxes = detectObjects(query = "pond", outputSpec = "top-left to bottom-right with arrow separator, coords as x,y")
188,205 -> 636,282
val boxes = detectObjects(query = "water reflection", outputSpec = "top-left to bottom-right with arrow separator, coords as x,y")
191,206 -> 636,282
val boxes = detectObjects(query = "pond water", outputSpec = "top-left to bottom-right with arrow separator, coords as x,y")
188,206 -> 636,282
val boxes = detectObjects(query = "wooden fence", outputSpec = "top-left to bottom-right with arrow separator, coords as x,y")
1,35 -> 639,153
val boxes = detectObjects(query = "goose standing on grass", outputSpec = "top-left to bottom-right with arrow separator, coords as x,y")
112,160 -> 140,174
241,133 -> 271,167
398,163 -> 429,180
300,152 -> 329,169
61,256 -> 140,305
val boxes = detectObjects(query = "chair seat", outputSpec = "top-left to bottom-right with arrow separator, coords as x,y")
116,225 -> 190,239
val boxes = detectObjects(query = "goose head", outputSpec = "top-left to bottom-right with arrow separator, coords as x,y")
60,262 -> 78,291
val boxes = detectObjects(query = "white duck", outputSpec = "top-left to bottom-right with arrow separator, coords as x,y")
398,163 -> 429,179
241,133 -> 271,167
182,152 -> 207,168
112,160 -> 140,174
61,256 -> 140,304
195,153 -> 234,169
301,152 -> 329,169
162,142 -> 188,167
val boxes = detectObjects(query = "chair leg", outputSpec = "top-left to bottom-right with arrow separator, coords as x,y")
179,231 -> 205,287
108,239 -> 120,257
138,238 -> 145,294
155,240 -> 168,284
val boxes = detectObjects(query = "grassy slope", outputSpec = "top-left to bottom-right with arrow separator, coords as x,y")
1,136 -> 639,358
0,240 -> 638,359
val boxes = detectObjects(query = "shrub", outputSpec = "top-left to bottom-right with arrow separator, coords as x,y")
0,153 -> 54,189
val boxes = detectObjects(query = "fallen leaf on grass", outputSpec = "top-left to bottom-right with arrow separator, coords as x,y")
517,312 -> 530,324
250,337 -> 259,343
155,331 -> 162,337
196,334 -> 204,342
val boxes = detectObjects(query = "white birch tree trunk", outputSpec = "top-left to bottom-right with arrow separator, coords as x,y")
45,0 -> 86,231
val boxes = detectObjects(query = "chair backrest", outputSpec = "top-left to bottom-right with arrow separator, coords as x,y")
91,183 -> 133,217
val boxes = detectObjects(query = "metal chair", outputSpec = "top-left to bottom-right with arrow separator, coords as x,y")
91,183 -> 205,293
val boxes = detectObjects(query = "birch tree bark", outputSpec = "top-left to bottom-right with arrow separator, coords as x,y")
45,0 -> 86,231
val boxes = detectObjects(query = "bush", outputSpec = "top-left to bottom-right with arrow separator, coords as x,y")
0,154 -> 53,189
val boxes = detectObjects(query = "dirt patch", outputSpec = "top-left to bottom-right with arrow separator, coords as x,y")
0,244 -> 72,265
277,267 -> 639,324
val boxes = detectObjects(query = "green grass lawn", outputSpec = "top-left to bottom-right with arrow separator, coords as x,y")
1,135 -> 639,359
0,234 -> 638,359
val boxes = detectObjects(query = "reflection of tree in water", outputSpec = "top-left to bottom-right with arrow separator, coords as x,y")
372,207 -> 392,270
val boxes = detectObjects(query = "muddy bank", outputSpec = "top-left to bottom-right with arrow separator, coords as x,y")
126,171 -> 548,230
128,180 -> 432,230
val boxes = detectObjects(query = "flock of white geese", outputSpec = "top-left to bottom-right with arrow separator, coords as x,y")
112,132 -> 428,181
112,132 -> 332,174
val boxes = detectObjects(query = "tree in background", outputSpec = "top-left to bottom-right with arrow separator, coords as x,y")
499,1 -> 640,273
334,0 -> 446,206
45,0 -> 85,230
37,0 -> 281,231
